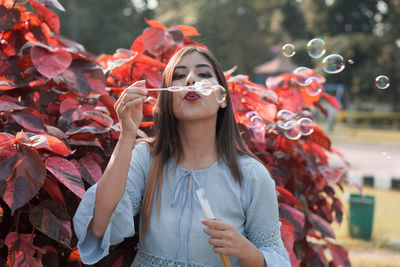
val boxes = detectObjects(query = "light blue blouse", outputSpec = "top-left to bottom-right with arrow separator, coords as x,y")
73,142 -> 290,267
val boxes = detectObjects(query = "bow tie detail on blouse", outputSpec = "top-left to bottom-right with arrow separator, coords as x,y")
171,170 -> 202,264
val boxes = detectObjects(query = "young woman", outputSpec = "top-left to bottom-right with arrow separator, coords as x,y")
73,46 -> 290,267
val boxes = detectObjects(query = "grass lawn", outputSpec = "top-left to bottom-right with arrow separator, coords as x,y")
332,184 -> 400,266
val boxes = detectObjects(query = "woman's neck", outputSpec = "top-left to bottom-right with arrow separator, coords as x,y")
177,118 -> 218,170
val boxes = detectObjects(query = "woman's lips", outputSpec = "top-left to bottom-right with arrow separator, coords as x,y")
184,91 -> 201,101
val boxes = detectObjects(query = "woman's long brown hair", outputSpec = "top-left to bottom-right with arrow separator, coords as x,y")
140,46 -> 256,241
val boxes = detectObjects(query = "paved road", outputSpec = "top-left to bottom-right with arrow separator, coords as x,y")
331,142 -> 400,178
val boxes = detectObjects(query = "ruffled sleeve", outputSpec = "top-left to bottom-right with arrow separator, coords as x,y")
73,142 -> 151,264
241,160 -> 291,267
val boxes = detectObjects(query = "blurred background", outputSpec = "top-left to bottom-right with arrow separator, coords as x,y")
55,0 -> 400,265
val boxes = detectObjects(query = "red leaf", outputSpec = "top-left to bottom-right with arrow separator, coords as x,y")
0,79 -> 17,90
0,148 -> 46,214
130,35 -> 146,53
329,242 -> 350,267
308,212 -> 336,238
99,94 -> 117,120
10,108 -> 45,132
5,232 -> 41,257
143,68 -> 163,89
276,186 -> 303,209
142,27 -> 175,57
0,132 -> 19,147
42,176 -> 65,206
280,218 -> 295,252
279,203 -> 305,240
31,46 -> 72,79
35,0 -> 65,12
333,197 -> 343,224
275,87 -> 304,113
30,0 -> 60,34
280,218 -> 299,266
145,18 -> 167,30
0,99 -> 25,111
305,125 -> 331,151
142,27 -> 167,56
61,59 -> 106,95
6,250 -> 43,267
84,110 -> 114,127
45,157 -> 85,198
29,203 -> 72,247
170,25 -> 200,36
166,28 -> 184,43
34,134 -> 73,155
140,121 -> 154,127
320,91 -> 341,110
0,6 -> 21,31
78,156 -> 102,185
319,166 -> 343,184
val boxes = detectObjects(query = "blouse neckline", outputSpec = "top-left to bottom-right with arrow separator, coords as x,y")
173,157 -> 222,173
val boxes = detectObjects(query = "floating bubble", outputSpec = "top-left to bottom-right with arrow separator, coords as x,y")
382,152 -> 392,159
306,38 -> 326,58
298,117 -> 314,135
276,110 -> 294,122
348,59 -> 354,64
322,54 -> 345,74
282,44 -> 296,57
213,85 -> 227,103
245,111 -> 264,132
277,119 -> 296,130
293,67 -> 314,86
303,77 -> 323,96
375,75 -> 390,90
283,120 -> 301,140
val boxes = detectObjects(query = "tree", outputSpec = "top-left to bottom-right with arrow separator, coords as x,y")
1,1 -> 350,265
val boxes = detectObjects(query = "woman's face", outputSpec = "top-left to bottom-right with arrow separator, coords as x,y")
171,52 -> 222,123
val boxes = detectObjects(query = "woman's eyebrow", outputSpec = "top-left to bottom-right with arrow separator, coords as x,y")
174,64 -> 212,70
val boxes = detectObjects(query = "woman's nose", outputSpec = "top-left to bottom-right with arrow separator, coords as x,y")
185,71 -> 197,86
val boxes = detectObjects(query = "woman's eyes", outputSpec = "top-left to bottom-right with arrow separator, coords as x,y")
172,73 -> 185,80
198,72 -> 212,78
172,72 -> 213,80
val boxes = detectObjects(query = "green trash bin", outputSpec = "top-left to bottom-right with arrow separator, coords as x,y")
348,194 -> 375,240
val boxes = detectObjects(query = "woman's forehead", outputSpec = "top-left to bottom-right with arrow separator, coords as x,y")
175,52 -> 212,68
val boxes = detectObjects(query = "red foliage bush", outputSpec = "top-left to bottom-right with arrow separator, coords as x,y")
0,1 -> 350,266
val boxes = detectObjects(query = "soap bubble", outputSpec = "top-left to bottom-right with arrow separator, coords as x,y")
293,67 -> 314,86
375,75 -> 390,90
322,54 -> 345,74
276,110 -> 295,129
307,38 -> 326,58
245,111 -> 264,132
213,85 -> 227,103
277,110 -> 294,122
282,44 -> 296,57
382,152 -> 392,159
298,117 -> 314,135
283,120 -> 301,140
348,59 -> 354,64
303,77 -> 323,96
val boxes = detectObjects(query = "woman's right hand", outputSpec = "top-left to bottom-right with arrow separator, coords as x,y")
114,80 -> 148,139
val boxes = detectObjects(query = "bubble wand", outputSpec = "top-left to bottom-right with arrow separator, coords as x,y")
196,188 -> 231,267
140,81 -> 227,103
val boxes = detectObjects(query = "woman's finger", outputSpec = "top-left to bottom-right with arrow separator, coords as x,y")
204,227 -> 225,238
126,80 -> 146,89
201,219 -> 231,230
123,97 -> 145,110
116,95 -> 145,113
209,237 -> 226,247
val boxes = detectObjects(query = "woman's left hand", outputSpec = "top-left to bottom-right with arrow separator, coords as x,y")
201,218 -> 254,259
